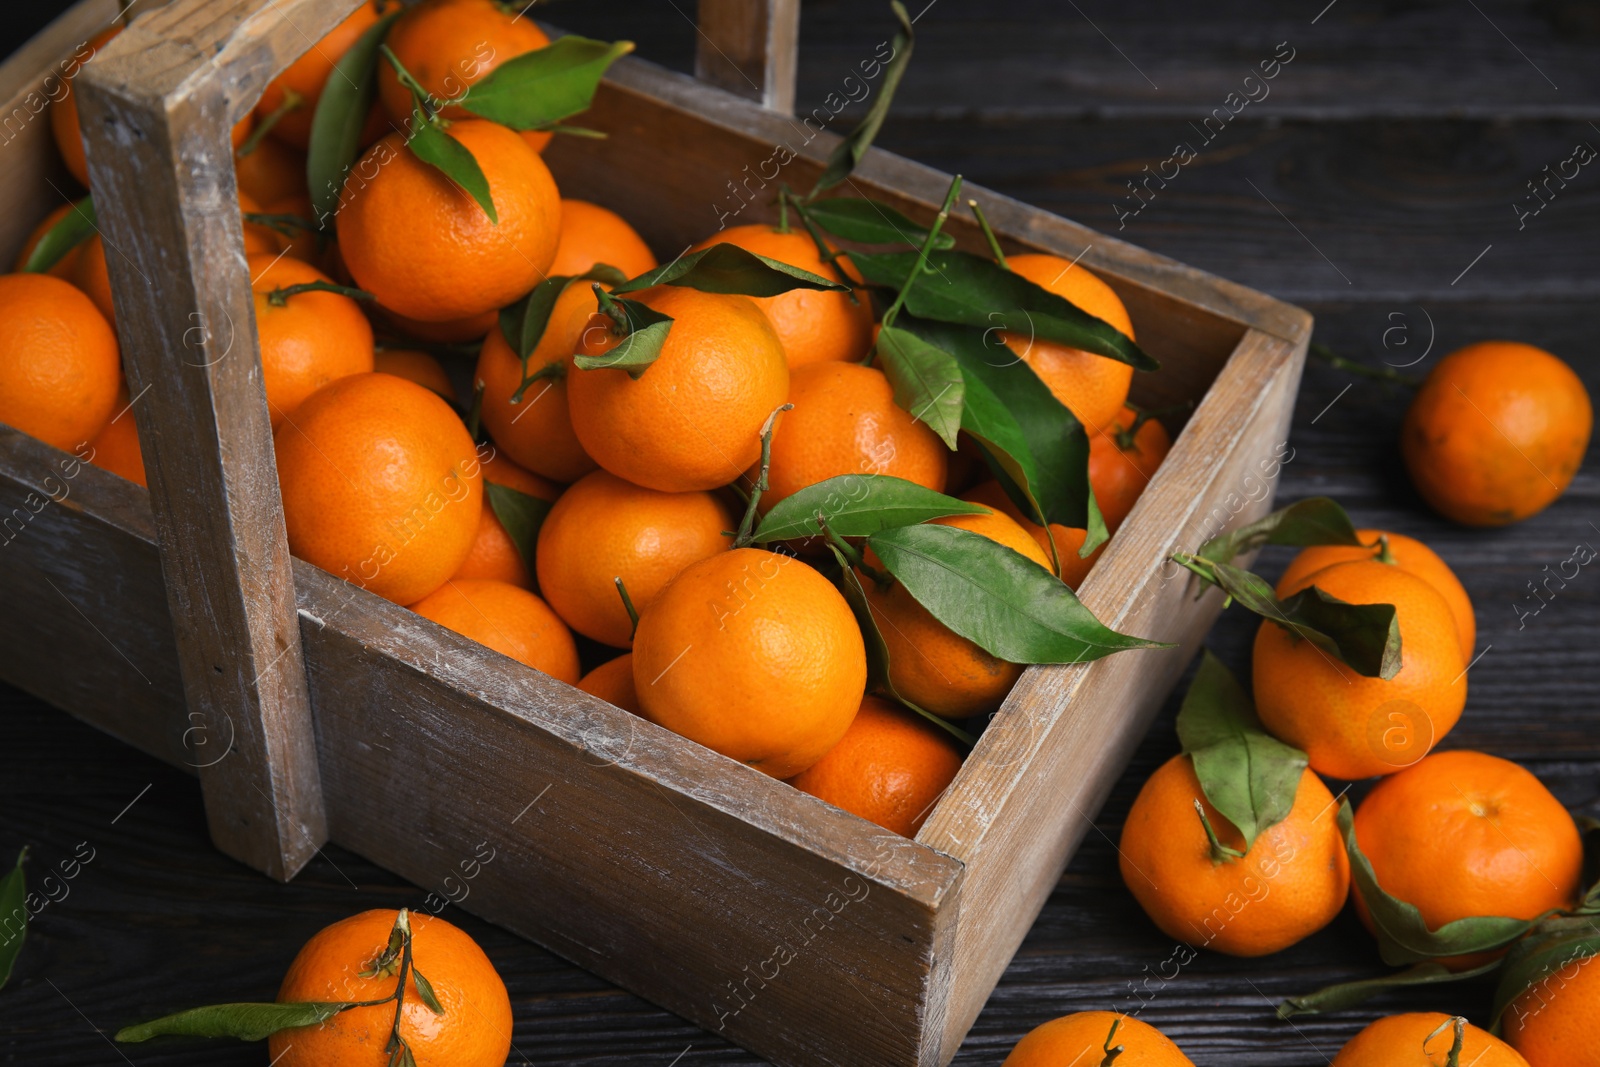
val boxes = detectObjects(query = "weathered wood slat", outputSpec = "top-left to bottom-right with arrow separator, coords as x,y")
695,0 -> 799,113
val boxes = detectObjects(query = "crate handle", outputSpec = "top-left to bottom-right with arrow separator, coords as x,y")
694,0 -> 799,113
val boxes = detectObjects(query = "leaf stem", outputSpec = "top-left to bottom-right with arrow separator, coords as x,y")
381,44 -> 442,126
1309,343 -> 1422,387
1425,1016 -> 1466,1067
782,186 -> 860,290
732,404 -> 791,549
881,173 -> 963,331
1114,399 -> 1192,450
1375,533 -> 1397,566
510,358 -> 565,405
614,577 -> 640,641
966,198 -> 1008,269
899,695 -> 978,748
1100,1017 -> 1125,1066
776,189 -> 790,234
265,281 -> 375,307
1194,798 -> 1246,864
236,89 -> 301,159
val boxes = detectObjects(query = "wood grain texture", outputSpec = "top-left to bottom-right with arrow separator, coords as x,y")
694,0 -> 799,113
67,0 -> 371,879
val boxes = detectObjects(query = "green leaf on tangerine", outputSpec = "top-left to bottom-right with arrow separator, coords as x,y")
306,9 -> 400,227
613,244 -> 846,297
875,325 -> 964,448
754,474 -> 986,543
571,289 -> 673,378
459,36 -> 633,130
485,482 -> 552,582
1489,913 -> 1600,1031
804,197 -> 955,250
1198,496 -> 1368,566
22,196 -> 96,274
407,104 -> 497,224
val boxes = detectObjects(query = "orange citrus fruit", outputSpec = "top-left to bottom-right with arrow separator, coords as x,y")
759,361 -> 948,511
1119,754 -> 1349,956
1403,341 -> 1591,526
863,506 -> 1052,718
536,469 -> 733,648
374,348 -> 457,403
451,449 -> 560,589
248,252 -> 375,426
378,0 -> 551,125
577,653 -> 639,714
1352,750 -> 1582,967
338,121 -> 560,322
0,272 -> 119,451
375,305 -> 499,346
13,203 -> 84,278
1001,1012 -> 1194,1067
1253,558 -> 1467,780
1505,947 -> 1600,1067
234,134 -> 308,205
1090,404 -> 1172,533
548,199 -> 657,279
632,548 -> 866,777
962,480 -> 1100,590
787,695 -> 964,838
1276,529 -> 1475,662
49,26 -> 122,187
475,280 -> 599,483
254,1 -> 382,150
411,578 -> 579,681
690,223 -> 872,368
267,909 -> 512,1067
568,285 -> 790,492
1332,1013 -> 1529,1067
1001,253 -> 1135,435
274,372 -> 482,605
87,385 -> 144,486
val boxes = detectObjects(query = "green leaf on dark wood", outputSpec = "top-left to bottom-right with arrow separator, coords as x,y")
407,104 -> 497,223
22,196 -> 95,274
1198,496 -> 1369,565
1277,960 -> 1501,1019
811,1 -> 914,196
875,325 -> 965,448
1176,651 -> 1307,851
0,848 -> 27,990
1489,913 -> 1600,1031
306,9 -> 400,227
848,249 -> 1157,370
116,1000 -> 352,1043
1341,800 -> 1543,967
867,523 -> 1167,664
804,197 -> 955,250
612,244 -> 846,297
755,474 -> 986,543
459,36 -> 633,130
570,288 -> 674,378
486,482 -> 552,580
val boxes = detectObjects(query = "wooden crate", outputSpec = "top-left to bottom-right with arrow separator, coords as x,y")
0,1 -> 1310,1064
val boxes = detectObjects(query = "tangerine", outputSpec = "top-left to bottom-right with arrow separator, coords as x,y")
254,2 -> 382,150
248,252 -> 374,426
1332,1013 -> 1529,1067
87,384 -> 144,486
451,449 -> 560,588
1090,404 -> 1172,533
411,578 -> 579,681
963,480 -> 1100,589
0,272 -> 119,451
1505,946 -> 1600,1067
1001,1012 -> 1194,1067
577,653 -> 639,714
373,348 -> 458,403
378,0 -> 551,125
234,134 -> 308,205
548,199 -> 657,280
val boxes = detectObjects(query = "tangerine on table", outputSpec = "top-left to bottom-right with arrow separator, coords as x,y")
963,480 -> 1100,589
87,384 -> 144,487
248,252 -> 374,427
274,372 -> 482,605
267,909 -> 512,1067
411,578 -> 579,682
337,121 -> 561,323
535,469 -> 734,648
548,199 -> 658,280
13,203 -> 84,278
1351,750 -> 1582,968
1331,1013 -> 1530,1067
1118,755 -> 1349,957
451,449 -> 561,589
759,361 -> 948,511
234,134 -> 308,205
632,548 -> 866,778
374,348 -> 458,403
378,0 -> 551,125
568,285 -> 790,493
475,280 -> 600,483
787,695 -> 964,838
1276,528 -> 1476,661
690,223 -> 873,368
0,272 -> 119,452
1253,558 -> 1467,780
863,506 -> 1052,719
1089,404 -> 1172,533
1001,253 -> 1136,435
253,1 -> 381,150
1000,1011 -> 1195,1067
1403,341 -> 1591,526
1505,946 -> 1600,1067
577,654 -> 639,714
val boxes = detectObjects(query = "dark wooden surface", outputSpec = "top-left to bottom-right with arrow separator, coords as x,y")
3,1 -> 1598,1063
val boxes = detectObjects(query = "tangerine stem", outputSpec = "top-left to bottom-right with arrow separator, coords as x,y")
1100,1017 -> 1125,1065
1424,1016 -> 1467,1067
381,44 -> 442,126
882,173 -> 962,331
614,577 -> 640,641
1194,798 -> 1246,864
265,281 -> 374,307
1309,343 -> 1422,387
966,198 -> 1008,270
732,404 -> 791,549
776,188 -> 791,235
236,89 -> 301,158
1375,533 -> 1397,566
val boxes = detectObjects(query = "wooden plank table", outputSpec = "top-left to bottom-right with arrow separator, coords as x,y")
3,1 -> 1596,1063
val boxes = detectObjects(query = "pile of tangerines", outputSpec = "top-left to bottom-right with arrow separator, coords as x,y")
2,1 -> 1594,1064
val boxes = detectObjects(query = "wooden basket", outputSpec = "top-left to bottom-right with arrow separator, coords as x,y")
0,1 -> 1311,1063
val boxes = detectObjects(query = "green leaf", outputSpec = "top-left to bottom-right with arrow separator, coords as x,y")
407,103 -> 497,224
866,523 -> 1167,664
306,9 -> 400,227
1341,800 -> 1542,967
570,289 -> 674,378
1175,652 -> 1308,851
812,2 -> 914,196
804,197 -> 955,250
0,848 -> 27,990
22,196 -> 95,273
612,244 -> 847,297
875,325 -> 965,448
498,266 -> 626,363
754,474 -> 986,543
458,36 -> 633,130
1277,960 -> 1501,1019
1198,497 -> 1368,565
411,966 -> 445,1016
1489,914 -> 1600,1031
116,1000 -> 351,1042
485,482 -> 552,581
848,249 -> 1157,370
